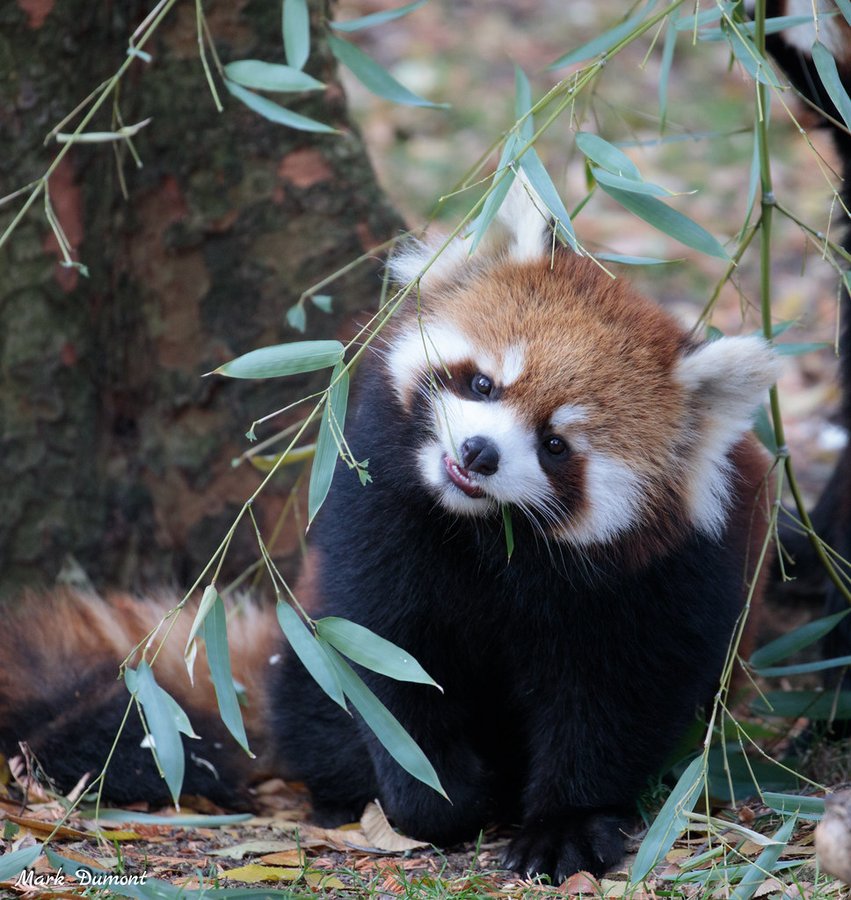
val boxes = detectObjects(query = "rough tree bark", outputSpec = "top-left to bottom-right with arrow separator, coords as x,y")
0,0 -> 403,600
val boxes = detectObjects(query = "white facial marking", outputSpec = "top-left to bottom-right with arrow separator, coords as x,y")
389,235 -> 470,289
387,324 -> 496,402
550,403 -> 589,430
500,345 -> 526,386
559,453 -> 643,546
419,391 -> 551,515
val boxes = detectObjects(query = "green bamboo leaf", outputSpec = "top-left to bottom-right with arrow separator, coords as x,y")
283,0 -> 310,70
316,616 -> 441,689
659,15 -> 677,129
323,643 -> 447,797
310,294 -> 333,312
224,60 -> 323,93
771,320 -> 797,338
837,0 -> 851,26
286,303 -> 307,333
502,504 -> 514,560
327,34 -> 448,108
599,184 -> 729,259
276,601 -> 346,709
752,405 -> 778,455
308,361 -> 349,524
730,816 -> 797,900
127,662 -> 186,805
812,41 -> 851,130
83,810 -> 252,826
44,847 -> 104,881
0,845 -> 42,882
763,792 -> 825,821
548,7 -> 649,69
774,341 -> 831,356
211,340 -> 343,379
631,755 -> 705,883
575,132 -> 641,179
225,80 -> 337,133
469,136 -> 517,254
750,608 -> 851,667
595,253 -> 673,266
591,167 -> 673,197
755,654 -> 851,678
184,584 -> 219,682
203,595 -> 251,754
752,689 -> 851,719
518,147 -> 578,250
514,66 -> 534,141
723,22 -> 782,87
699,15 -> 837,41
674,9 -> 723,31
331,0 -> 428,32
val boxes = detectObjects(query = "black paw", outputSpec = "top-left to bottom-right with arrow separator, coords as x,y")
503,812 -> 626,883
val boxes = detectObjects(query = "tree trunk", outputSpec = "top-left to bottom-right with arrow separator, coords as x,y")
0,0 -> 403,600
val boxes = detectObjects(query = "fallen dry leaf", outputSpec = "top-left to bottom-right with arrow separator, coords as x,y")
208,839 -> 299,859
360,801 -> 430,852
259,849 -> 305,866
221,863 -> 301,883
562,870 -> 601,895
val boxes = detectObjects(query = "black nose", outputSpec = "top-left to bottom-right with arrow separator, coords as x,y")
460,436 -> 500,476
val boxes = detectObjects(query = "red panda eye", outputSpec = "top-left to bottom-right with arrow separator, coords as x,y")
471,374 -> 493,397
544,436 -> 568,456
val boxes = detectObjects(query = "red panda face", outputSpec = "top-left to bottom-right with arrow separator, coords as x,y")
385,180 -> 781,550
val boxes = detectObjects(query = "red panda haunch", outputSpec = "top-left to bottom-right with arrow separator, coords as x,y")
270,182 -> 780,881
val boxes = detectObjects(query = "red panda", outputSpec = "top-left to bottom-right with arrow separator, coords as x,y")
270,181 -> 781,881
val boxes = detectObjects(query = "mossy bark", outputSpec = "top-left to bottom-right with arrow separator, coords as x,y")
0,0 -> 403,599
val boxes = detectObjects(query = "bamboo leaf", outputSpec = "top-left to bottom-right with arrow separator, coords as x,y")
752,689 -> 851,719
184,584 -> 219,682
723,22 -> 782,87
308,361 -> 349,524
774,341 -> 831,356
310,294 -> 333,312
283,0 -> 310,70
323,644 -> 447,798
327,34 -> 448,108
730,816 -> 797,900
224,60 -> 323,93
518,147 -> 578,250
591,167 -> 673,197
0,845 -> 42,882
211,340 -> 343,379
502,504 -> 514,560
514,66 -> 534,141
331,0 -> 428,32
127,662 -> 186,805
836,0 -> 851,26
812,41 -> 851,131
659,15 -> 677,129
763,792 -> 825,821
44,847 -> 105,881
750,608 -> 851,667
595,253 -> 673,266
225,80 -> 337,133
275,601 -> 346,709
316,616 -> 441,689
599,184 -> 729,259
575,132 -> 641,179
752,405 -> 778,455
755,654 -> 851,677
548,7 -> 649,69
286,303 -> 307,333
83,810 -> 252,826
468,135 -> 517,254
632,755 -> 705,883
203,595 -> 251,754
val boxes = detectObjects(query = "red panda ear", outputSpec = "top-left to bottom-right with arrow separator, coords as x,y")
495,175 -> 551,263
675,335 -> 781,536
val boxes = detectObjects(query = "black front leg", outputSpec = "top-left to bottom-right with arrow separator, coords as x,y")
504,807 -> 630,882
358,679 -> 498,846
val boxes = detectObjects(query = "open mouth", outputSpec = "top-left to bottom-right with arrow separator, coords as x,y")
443,455 -> 485,498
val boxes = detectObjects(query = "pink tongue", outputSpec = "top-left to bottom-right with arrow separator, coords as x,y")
444,456 -> 484,498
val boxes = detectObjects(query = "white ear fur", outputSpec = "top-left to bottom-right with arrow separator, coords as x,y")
496,173 -> 551,263
675,335 -> 781,537
387,235 -> 469,288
